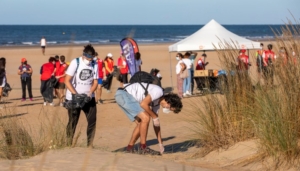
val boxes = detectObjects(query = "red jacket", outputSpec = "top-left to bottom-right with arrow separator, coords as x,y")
40,62 -> 55,80
97,59 -> 104,79
118,57 -> 129,74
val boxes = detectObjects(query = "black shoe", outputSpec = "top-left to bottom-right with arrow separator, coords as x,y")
98,99 -> 104,104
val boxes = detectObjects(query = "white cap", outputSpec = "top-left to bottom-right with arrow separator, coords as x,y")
107,53 -> 113,57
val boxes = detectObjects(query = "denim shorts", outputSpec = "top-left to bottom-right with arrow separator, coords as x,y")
98,78 -> 103,85
115,90 -> 144,122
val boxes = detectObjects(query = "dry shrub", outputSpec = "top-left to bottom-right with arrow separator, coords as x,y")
0,103 -> 69,159
190,18 -> 300,167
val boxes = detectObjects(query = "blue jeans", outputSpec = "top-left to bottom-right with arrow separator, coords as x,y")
183,69 -> 191,93
115,90 -> 144,122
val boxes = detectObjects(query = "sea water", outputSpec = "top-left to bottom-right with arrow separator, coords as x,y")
0,25 -> 286,46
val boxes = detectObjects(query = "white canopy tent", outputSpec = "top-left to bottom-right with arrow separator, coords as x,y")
169,19 -> 261,52
167,19 -> 261,88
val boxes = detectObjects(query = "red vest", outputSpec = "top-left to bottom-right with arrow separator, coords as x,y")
118,57 -> 129,74
238,54 -> 249,70
104,59 -> 114,76
196,59 -> 205,70
55,61 -> 61,76
57,63 -> 67,83
97,59 -> 104,79
264,50 -> 276,65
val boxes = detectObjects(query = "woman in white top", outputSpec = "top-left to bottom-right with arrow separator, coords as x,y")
182,52 -> 192,96
175,53 -> 185,98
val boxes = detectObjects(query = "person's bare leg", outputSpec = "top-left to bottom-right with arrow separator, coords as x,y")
96,84 -> 103,102
137,112 -> 150,146
128,122 -> 140,146
59,88 -> 65,104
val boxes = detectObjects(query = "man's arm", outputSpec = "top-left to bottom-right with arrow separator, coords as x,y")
65,74 -> 77,94
140,95 -> 158,119
89,79 -> 98,96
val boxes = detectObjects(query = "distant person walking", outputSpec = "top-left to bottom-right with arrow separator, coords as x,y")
40,57 -> 56,106
18,58 -> 33,101
40,36 -> 47,55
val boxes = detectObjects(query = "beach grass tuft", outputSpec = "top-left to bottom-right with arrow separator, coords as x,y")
189,19 -> 300,168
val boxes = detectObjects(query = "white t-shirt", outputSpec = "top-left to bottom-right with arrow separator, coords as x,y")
182,58 -> 192,69
41,38 -> 46,46
124,82 -> 163,114
176,60 -> 183,74
65,57 -> 98,100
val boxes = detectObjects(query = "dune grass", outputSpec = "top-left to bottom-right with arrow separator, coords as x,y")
189,19 -> 300,168
0,103 -> 72,159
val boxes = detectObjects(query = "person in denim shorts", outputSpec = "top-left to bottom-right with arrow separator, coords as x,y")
115,82 -> 182,154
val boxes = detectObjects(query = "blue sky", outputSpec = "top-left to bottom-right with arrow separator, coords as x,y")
0,0 -> 299,25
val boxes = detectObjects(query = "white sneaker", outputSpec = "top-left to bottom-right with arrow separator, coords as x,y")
60,103 -> 63,107
43,102 -> 47,106
185,91 -> 192,96
183,93 -> 188,97
49,103 -> 54,106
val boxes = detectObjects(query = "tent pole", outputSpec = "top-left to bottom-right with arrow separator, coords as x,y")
169,52 -> 173,89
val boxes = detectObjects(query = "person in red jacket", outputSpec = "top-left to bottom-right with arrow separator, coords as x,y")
95,52 -> 106,104
117,53 -> 129,87
40,57 -> 56,106
55,55 -> 68,106
262,44 -> 276,86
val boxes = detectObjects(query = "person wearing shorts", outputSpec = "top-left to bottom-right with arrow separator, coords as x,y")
40,36 -> 47,55
115,83 -> 182,154
95,52 -> 105,104
55,55 -> 68,106
117,53 -> 129,87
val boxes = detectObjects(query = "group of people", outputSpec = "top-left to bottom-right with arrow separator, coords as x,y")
175,51 -> 208,98
63,44 -> 183,153
14,43 -> 183,154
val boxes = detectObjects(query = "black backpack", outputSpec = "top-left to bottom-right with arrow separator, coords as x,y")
125,71 -> 162,96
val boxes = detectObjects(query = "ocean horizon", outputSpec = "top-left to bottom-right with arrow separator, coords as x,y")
0,25 -> 288,47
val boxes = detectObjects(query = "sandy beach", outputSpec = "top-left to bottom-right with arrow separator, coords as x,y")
0,43 -> 281,171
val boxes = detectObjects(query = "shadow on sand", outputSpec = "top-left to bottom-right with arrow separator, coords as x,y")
0,113 -> 28,119
112,136 -> 198,155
